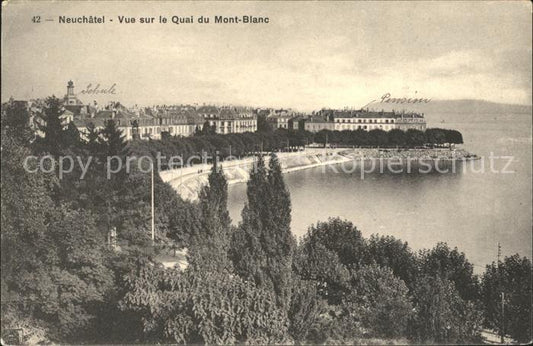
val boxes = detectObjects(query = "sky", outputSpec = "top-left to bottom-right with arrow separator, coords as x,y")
2,1 -> 532,111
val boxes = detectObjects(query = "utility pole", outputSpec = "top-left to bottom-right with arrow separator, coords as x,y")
498,242 -> 504,344
151,162 -> 155,245
501,292 -> 505,344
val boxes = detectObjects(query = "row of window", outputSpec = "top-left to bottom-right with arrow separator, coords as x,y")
305,124 -> 399,131
129,125 -> 195,136
335,118 -> 395,124
202,114 -> 256,119
209,120 -> 257,125
396,118 -> 425,122
159,117 -> 187,125
336,124 -> 393,130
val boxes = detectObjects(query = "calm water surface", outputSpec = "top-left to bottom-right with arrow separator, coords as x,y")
228,113 -> 532,271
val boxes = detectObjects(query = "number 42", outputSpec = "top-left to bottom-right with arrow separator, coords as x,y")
32,16 -> 41,23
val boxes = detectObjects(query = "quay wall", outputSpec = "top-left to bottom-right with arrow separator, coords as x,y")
159,149 -> 350,201
159,147 -> 477,201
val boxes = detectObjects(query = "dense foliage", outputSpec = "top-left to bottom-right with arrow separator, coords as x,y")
1,99 -> 530,344
481,255 -> 532,342
230,153 -> 296,307
188,160 -> 232,272
127,127 -> 464,169
408,275 -> 482,343
119,260 -> 289,344
313,128 -> 463,147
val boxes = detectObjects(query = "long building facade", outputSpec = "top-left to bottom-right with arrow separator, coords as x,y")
304,109 -> 426,133
197,106 -> 257,134
61,81 -> 257,140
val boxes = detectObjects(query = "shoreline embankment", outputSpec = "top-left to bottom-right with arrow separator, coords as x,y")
159,147 -> 478,201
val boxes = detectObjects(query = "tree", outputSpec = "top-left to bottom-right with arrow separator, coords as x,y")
35,96 -> 66,156
230,155 -> 268,287
63,122 -> 81,149
362,234 -> 418,291
405,129 -> 426,147
1,124 -> 114,341
295,218 -> 365,306
84,122 -> 101,156
446,129 -> 464,145
230,153 -> 295,307
257,114 -> 273,133
119,260 -> 289,344
419,242 -> 480,301
99,119 -> 127,161
1,99 -> 34,143
154,177 -> 197,248
294,239 -> 351,304
265,152 -> 296,305
97,119 -> 129,241
288,278 -> 326,342
388,129 -> 407,147
425,128 -> 447,146
408,275 -> 482,343
1,129 -> 57,306
481,254 -> 532,343
302,218 -> 365,268
39,208 -> 114,340
188,160 -> 232,272
343,264 -> 413,338
195,121 -> 216,136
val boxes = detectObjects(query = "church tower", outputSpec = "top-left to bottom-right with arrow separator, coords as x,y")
65,80 -> 79,105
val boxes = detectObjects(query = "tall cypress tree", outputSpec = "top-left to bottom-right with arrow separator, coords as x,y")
266,152 -> 296,307
231,154 -> 269,287
97,119 -> 128,243
99,119 -> 127,161
63,122 -> 81,149
36,96 -> 65,156
231,153 -> 295,307
190,159 -> 232,272
85,122 -> 101,158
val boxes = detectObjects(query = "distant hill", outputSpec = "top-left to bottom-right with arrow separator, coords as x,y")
365,99 -> 532,115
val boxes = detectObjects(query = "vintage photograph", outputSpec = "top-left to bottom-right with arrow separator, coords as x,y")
1,1 -> 531,344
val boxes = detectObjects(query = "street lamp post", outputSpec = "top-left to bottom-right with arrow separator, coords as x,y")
151,162 -> 155,245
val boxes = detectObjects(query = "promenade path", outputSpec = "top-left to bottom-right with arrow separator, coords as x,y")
159,148 -> 350,201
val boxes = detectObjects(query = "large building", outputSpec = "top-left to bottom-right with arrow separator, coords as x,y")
304,115 -> 335,132
304,109 -> 426,132
266,109 -> 298,130
197,105 -> 257,134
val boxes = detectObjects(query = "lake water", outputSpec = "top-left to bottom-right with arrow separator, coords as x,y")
227,113 -> 532,272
